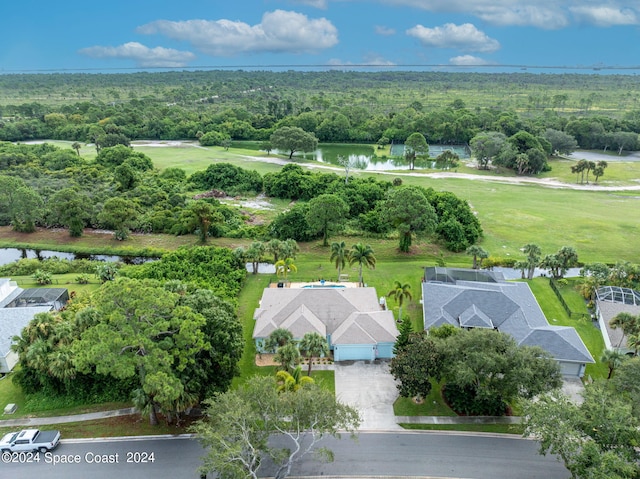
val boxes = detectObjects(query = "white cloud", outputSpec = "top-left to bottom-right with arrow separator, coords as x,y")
138,10 -> 338,56
356,0 -> 572,29
407,23 -> 500,52
570,6 -> 638,26
290,0 -> 328,8
79,42 -> 195,67
375,25 -> 396,35
449,55 -> 494,66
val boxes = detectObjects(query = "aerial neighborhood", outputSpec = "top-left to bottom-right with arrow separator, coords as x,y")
1,68 -> 640,479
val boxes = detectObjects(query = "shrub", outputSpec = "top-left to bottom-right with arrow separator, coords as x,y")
33,269 -> 52,285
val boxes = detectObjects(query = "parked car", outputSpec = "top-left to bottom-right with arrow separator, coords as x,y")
0,429 -> 61,453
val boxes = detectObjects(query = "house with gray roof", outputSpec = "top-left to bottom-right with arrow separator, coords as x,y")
422,267 -> 594,378
0,278 -> 69,373
253,285 -> 398,361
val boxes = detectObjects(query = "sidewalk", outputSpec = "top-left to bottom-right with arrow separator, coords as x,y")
0,406 -> 520,429
0,407 -> 137,427
396,415 -> 522,425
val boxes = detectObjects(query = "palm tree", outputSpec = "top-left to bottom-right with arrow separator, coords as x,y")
275,257 -> 297,280
601,348 -> 627,379
387,281 -> 412,321
330,241 -> 348,281
609,312 -> 639,347
71,142 -> 82,156
349,243 -> 376,287
246,241 -> 266,275
298,332 -> 329,376
466,245 -> 489,270
627,334 -> 640,356
274,342 -> 301,372
523,243 -> 541,280
276,366 -> 314,392
265,327 -> 294,353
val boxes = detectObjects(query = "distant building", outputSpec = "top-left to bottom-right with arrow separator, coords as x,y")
0,278 -> 69,373
422,267 -> 594,378
252,284 -> 399,361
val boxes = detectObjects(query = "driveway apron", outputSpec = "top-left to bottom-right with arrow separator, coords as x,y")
334,360 -> 401,430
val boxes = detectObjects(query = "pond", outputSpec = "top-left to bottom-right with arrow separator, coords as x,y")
234,141 -> 470,171
491,266 -> 582,280
0,248 -> 155,267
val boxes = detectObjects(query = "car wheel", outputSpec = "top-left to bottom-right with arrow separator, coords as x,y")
39,447 -> 48,453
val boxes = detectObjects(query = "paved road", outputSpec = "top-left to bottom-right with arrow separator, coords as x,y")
1,433 -> 568,479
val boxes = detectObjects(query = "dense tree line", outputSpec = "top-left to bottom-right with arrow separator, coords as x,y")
2,73 -> 640,171
264,164 -> 481,251
0,142 -> 264,240
12,247 -> 245,424
0,142 -> 480,251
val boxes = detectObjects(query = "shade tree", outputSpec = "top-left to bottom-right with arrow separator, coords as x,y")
403,132 -> 429,170
523,382 -> 640,479
306,194 -> 349,246
270,126 -> 318,159
192,375 -> 360,479
381,186 -> 438,252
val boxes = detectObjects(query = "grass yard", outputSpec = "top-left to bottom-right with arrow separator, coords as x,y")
395,174 -> 640,265
11,273 -> 102,295
0,415 -> 186,439
527,278 -> 607,379
393,380 -> 456,417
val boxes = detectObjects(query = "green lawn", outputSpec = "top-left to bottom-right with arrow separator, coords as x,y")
527,278 -> 607,379
393,379 -> 456,417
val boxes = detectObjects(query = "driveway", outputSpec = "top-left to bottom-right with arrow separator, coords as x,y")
334,360 -> 401,430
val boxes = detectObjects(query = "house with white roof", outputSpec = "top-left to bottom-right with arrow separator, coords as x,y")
252,284 -> 399,361
422,267 -> 594,378
0,278 -> 69,373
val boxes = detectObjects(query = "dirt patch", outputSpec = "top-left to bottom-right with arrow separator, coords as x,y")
255,354 -> 279,366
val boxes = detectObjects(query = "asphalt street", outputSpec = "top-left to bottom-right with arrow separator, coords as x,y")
1,433 -> 568,479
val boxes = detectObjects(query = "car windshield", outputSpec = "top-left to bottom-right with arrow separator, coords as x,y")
1,432 -> 18,443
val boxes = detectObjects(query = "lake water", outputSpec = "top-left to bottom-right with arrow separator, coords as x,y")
492,266 -> 582,279
234,142 -> 470,171
0,248 -> 154,266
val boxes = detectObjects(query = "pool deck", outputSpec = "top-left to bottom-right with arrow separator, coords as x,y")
270,281 -> 360,288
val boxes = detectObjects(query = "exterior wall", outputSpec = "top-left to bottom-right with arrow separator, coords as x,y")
376,342 -> 395,359
334,344 -> 376,361
255,338 -> 266,353
595,304 -> 614,350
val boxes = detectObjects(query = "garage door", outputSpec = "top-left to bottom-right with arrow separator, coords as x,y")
334,344 -> 375,361
559,361 -> 581,377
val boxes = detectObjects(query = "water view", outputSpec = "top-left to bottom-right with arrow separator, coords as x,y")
0,248 -> 155,267
235,142 -> 470,171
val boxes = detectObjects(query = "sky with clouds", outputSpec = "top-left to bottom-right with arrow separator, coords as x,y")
2,0 -> 640,73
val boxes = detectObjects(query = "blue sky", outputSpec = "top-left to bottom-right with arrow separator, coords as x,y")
2,0 -> 640,73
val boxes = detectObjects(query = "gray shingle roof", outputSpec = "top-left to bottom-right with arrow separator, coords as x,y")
0,307 -> 52,358
253,287 -> 398,345
422,270 -> 594,364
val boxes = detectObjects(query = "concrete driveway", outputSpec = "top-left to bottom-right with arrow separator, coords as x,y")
334,360 -> 401,430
